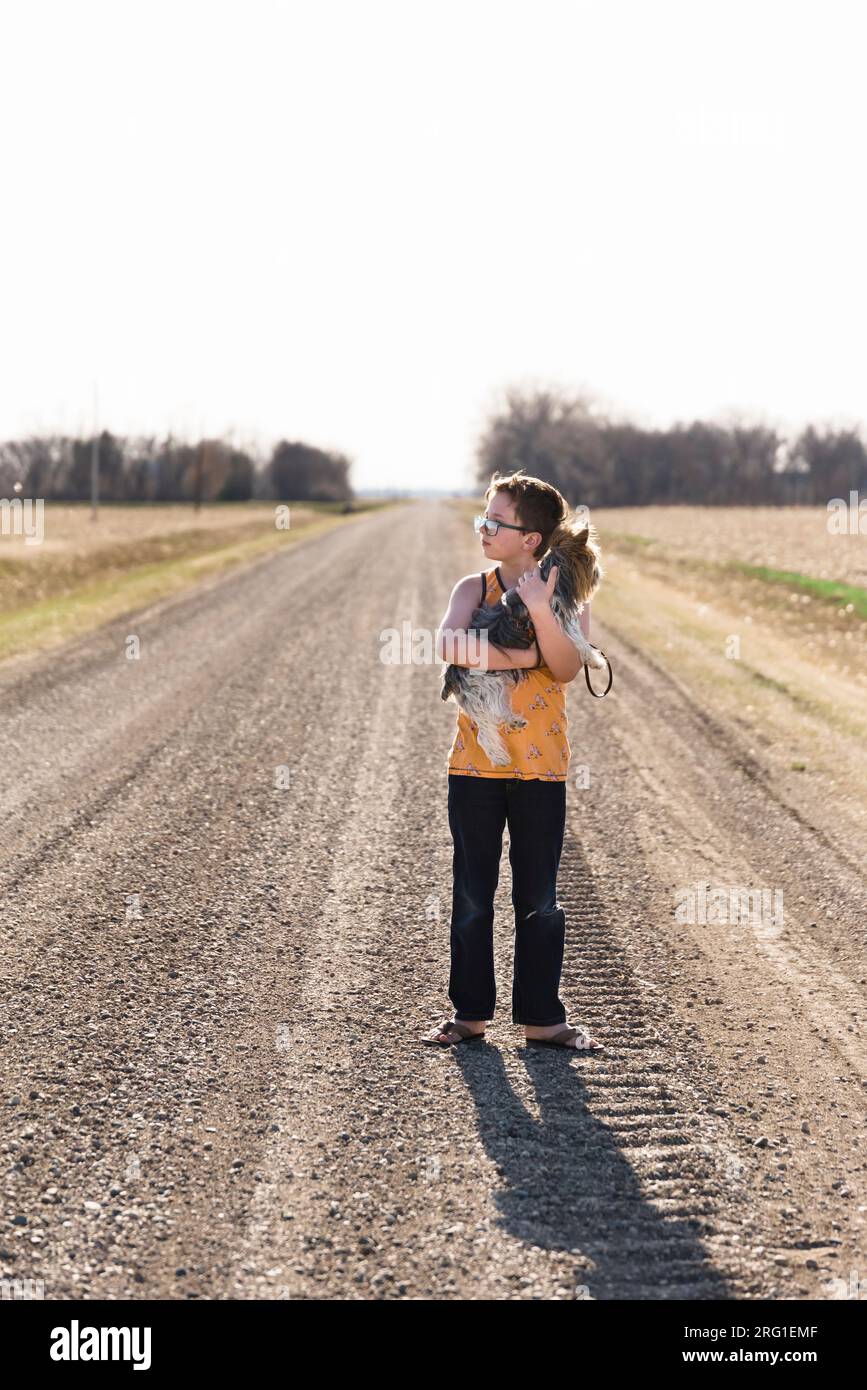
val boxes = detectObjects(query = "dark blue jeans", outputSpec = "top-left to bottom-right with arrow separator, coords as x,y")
447,774 -> 568,1026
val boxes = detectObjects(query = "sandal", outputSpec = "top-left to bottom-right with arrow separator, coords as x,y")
421,1017 -> 487,1047
526,1024 -> 605,1052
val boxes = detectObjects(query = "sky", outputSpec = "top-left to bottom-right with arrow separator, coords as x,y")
1,0 -> 865,491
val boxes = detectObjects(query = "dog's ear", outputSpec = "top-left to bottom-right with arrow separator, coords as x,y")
575,526 -> 589,545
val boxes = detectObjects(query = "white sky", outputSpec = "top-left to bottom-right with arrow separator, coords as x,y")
1,0 -> 865,491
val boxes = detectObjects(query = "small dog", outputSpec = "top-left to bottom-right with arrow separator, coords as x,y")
441,519 -> 606,765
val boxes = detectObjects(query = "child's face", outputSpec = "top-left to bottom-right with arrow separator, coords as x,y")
480,493 -> 538,564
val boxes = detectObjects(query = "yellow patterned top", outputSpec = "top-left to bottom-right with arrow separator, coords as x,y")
446,567 -> 570,781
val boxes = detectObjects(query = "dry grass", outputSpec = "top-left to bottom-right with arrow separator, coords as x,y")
595,504 -> 867,587
593,506 -> 867,857
592,506 -> 867,687
0,500 -> 308,557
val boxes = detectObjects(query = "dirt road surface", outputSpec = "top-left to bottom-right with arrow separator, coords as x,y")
1,500 -> 865,1300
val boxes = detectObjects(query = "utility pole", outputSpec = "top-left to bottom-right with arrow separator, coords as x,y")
194,430 -> 204,513
90,380 -> 100,521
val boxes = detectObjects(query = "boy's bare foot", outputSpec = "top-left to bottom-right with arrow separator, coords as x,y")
524,1022 -> 604,1051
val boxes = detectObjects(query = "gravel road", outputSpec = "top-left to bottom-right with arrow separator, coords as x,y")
1,499 -> 865,1300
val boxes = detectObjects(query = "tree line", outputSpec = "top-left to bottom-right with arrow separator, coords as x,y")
476,388 -> 867,505
4,388 -> 866,506
0,434 -> 354,503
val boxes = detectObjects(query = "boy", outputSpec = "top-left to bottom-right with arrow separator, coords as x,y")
422,470 -> 604,1051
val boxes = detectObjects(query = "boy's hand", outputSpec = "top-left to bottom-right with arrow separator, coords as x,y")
516,563 -> 557,617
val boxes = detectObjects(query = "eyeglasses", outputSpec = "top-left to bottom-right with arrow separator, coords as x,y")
474,513 -> 530,537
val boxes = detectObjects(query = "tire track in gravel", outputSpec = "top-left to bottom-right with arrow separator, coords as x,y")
233,662 -> 417,1298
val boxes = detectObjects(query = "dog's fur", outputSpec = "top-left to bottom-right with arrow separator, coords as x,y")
441,519 -> 606,765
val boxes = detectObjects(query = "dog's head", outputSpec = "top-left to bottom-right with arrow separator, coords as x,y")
539,520 -> 603,611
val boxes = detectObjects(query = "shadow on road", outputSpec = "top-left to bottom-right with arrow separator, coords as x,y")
452,1043 -> 735,1299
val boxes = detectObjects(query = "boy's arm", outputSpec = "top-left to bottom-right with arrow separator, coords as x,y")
528,605 -> 583,682
436,575 -> 536,671
526,595 -> 593,683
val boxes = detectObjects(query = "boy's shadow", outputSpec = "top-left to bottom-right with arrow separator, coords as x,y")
453,1043 -> 734,1299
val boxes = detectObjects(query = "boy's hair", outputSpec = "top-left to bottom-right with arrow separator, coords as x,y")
484,469 -> 570,560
